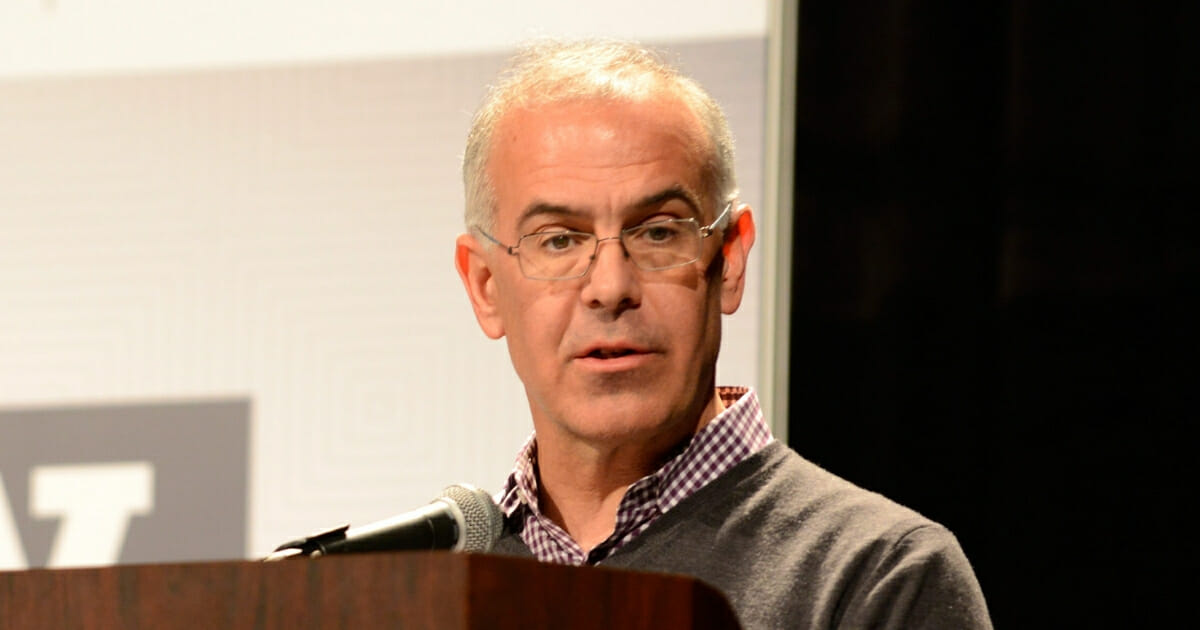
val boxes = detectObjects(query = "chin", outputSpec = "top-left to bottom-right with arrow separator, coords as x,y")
563,398 -> 692,446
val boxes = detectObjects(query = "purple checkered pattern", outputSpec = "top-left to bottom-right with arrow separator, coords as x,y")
496,386 -> 773,566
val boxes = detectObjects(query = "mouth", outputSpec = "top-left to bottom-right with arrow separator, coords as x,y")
574,342 -> 655,370
584,347 -> 640,360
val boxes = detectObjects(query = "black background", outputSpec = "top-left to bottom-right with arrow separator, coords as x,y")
787,2 -> 1196,626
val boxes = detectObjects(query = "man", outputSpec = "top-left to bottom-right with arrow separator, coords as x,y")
455,40 -> 991,629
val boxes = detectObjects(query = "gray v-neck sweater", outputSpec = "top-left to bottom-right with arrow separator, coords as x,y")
492,442 -> 992,629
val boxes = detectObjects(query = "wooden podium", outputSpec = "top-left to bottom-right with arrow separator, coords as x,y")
0,552 -> 741,629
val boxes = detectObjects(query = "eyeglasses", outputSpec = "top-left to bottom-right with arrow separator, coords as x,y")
476,202 -> 732,281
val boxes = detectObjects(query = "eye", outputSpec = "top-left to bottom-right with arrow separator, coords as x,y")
632,220 -> 686,245
645,225 -> 676,242
529,231 -> 589,255
545,233 -> 573,250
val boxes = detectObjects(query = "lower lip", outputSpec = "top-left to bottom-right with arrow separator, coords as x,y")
574,353 -> 655,372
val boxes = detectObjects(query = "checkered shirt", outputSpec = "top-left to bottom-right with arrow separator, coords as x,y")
496,386 -> 773,566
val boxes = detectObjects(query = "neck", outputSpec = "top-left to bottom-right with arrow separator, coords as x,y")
533,390 -> 727,551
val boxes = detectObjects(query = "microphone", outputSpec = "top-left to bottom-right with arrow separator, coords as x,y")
265,484 -> 503,560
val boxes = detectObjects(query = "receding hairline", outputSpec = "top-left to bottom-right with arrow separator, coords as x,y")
494,88 -> 714,166
480,91 -> 724,218
462,39 -> 739,234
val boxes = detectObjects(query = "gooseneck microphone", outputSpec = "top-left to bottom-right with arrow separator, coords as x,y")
265,484 -> 503,560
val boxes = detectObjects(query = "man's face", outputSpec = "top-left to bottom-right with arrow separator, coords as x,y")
456,96 -> 753,455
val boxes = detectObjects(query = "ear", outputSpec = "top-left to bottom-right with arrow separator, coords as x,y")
719,205 -> 756,315
455,233 -> 506,339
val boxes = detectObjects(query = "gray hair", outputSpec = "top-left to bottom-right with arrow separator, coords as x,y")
462,39 -> 739,233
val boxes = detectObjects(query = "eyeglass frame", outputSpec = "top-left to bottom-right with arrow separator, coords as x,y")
474,201 -> 734,281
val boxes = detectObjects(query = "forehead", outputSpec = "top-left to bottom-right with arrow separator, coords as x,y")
486,97 -> 712,229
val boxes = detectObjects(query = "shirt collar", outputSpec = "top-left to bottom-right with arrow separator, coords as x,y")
497,387 -> 772,562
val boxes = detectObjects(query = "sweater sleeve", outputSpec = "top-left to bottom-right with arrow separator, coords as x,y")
836,524 -> 993,630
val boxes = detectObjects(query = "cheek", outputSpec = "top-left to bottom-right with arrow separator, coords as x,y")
500,288 -> 572,360
657,285 -> 721,350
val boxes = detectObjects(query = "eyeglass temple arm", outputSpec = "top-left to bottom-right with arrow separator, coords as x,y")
473,227 -> 517,255
701,202 -> 734,237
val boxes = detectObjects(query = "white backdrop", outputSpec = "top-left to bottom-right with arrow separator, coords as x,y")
0,2 -> 769,561
1,1 -> 766,77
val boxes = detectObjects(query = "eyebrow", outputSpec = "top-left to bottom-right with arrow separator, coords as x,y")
517,202 -> 584,228
516,186 -> 703,229
634,186 -> 702,217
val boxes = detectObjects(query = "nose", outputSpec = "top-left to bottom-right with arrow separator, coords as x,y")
579,236 -> 641,314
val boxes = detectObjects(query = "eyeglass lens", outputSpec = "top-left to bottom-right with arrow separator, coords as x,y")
517,219 -> 703,280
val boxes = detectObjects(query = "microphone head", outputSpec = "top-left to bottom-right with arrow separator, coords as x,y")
438,484 -> 504,552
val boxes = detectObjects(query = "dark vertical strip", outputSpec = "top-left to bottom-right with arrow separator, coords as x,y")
788,1 -> 1196,625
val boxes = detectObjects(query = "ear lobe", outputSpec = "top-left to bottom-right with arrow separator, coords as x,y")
455,233 -> 506,339
719,206 -> 756,315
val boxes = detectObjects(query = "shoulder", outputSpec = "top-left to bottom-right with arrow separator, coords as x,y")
834,521 -> 992,629
620,442 -> 992,628
720,443 -> 980,588
701,442 -> 932,541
